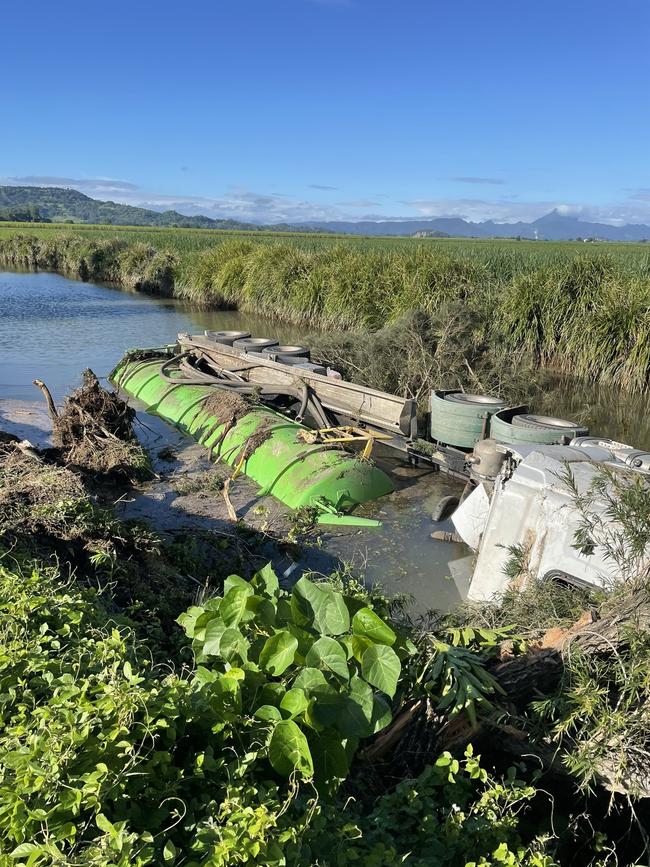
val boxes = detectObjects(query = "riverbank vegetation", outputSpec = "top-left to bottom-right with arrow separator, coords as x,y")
2,376 -> 650,864
2,227 -> 650,397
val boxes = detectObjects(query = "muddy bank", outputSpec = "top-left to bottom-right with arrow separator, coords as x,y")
1,391 -> 471,613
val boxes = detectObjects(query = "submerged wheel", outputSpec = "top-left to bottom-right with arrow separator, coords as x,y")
431,495 -> 460,522
512,414 -> 582,431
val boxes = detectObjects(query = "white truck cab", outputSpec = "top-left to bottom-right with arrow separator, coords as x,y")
452,438 -> 650,601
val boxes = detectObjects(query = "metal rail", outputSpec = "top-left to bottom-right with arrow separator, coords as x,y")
174,334 -> 472,482
178,334 -> 418,438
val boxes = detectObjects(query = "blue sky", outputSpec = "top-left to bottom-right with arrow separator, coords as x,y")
2,0 -> 649,225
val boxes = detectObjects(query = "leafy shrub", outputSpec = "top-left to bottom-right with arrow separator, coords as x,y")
308,747 -> 557,867
0,560 -> 567,866
178,565 -> 413,790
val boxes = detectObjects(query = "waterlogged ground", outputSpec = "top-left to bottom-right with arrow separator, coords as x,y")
0,396 -> 470,612
1,270 -> 649,611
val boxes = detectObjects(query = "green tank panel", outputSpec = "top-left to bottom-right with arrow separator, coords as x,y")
111,357 -> 394,513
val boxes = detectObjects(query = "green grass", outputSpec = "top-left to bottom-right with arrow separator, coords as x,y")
2,223 -> 650,393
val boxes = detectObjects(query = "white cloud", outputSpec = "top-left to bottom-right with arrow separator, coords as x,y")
3,175 -> 139,195
401,197 -> 650,226
336,199 -> 381,208
3,174 -> 650,226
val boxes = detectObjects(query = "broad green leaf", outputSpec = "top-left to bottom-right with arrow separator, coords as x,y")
306,636 -> 350,681
323,590 -> 350,635
352,607 -> 396,646
163,840 -> 177,863
244,594 -> 276,626
361,644 -> 400,697
219,627 -> 249,663
276,598 -> 293,624
303,699 -> 326,732
202,618 -> 227,656
268,719 -> 314,777
259,630 -> 298,676
220,584 -> 254,627
311,693 -> 346,729
176,605 -> 204,637
194,665 -> 219,685
287,623 -> 316,661
371,692 -> 392,734
280,687 -> 309,718
291,576 -> 330,630
255,704 -> 283,722
394,634 -> 418,659
252,562 -> 280,598
260,682 -> 286,706
192,607 -> 223,641
224,574 -> 251,594
293,667 -> 335,697
211,673 -> 242,714
96,813 -> 115,835
291,577 -> 348,635
340,635 -> 354,659
310,734 -> 349,786
10,843 -> 41,858
334,676 -> 375,737
351,634 -> 373,663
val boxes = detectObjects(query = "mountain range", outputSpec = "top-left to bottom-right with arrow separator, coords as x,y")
298,211 -> 650,241
1,185 -> 650,241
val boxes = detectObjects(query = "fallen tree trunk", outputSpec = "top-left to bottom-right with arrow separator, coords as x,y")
367,588 -> 650,797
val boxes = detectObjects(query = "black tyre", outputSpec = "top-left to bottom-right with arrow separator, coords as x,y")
431,495 -> 460,522
233,337 -> 279,351
263,345 -> 311,359
204,330 -> 251,345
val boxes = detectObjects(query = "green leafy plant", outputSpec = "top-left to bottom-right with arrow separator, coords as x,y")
178,565 -> 411,788
307,745 -> 558,867
414,637 -> 505,726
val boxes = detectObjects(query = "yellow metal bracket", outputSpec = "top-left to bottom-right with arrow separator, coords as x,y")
231,452 -> 246,480
297,425 -> 392,460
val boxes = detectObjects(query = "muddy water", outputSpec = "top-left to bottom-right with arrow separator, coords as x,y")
1,270 -> 649,612
0,270 -> 307,400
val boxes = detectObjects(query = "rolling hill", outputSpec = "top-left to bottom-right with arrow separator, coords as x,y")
2,185 -> 649,241
0,186 -> 259,230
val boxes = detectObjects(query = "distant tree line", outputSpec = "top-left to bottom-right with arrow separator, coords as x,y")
0,205 -> 50,223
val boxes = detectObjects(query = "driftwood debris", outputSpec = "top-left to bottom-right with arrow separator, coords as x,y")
222,478 -> 238,522
32,369 -> 148,479
367,590 -> 650,797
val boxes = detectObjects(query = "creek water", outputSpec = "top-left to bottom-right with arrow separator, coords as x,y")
1,270 -> 648,612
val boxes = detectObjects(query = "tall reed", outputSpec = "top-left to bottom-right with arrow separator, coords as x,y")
2,230 -> 650,394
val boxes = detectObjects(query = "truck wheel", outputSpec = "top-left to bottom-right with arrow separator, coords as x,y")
431,495 -> 460,522
233,337 -> 279,351
512,414 -> 582,430
444,393 -> 504,406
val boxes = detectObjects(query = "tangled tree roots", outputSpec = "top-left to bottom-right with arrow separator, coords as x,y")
35,369 -> 150,480
0,443 -> 86,538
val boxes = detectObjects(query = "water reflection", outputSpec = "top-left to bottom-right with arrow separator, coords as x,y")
0,271 -> 306,400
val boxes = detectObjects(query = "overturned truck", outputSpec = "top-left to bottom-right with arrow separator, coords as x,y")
112,330 -> 650,597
